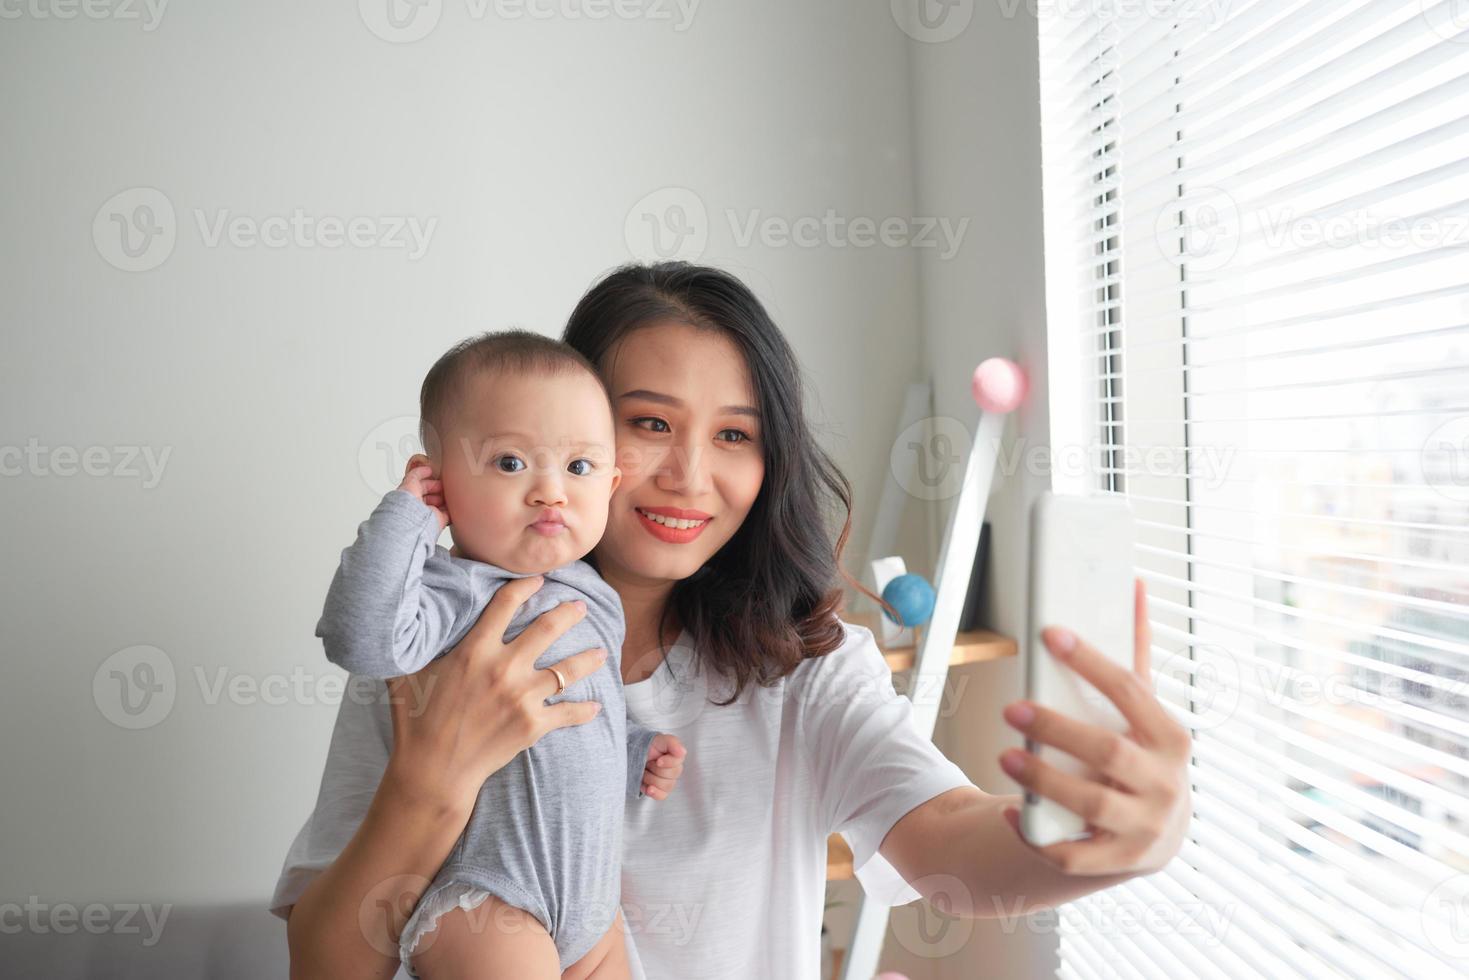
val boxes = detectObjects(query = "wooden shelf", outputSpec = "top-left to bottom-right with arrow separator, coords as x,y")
825,613 -> 1017,880
845,610 -> 1018,673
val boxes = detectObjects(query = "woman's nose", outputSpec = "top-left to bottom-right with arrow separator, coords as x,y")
658,439 -> 713,496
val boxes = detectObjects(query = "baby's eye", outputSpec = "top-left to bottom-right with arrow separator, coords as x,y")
568,458 -> 595,476
496,455 -> 525,474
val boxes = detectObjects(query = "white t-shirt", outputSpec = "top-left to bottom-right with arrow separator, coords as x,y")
269,620 -> 975,980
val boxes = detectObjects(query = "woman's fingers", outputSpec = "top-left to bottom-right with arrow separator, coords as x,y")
510,596 -> 587,668
1003,702 -> 1164,796
1040,625 -> 1178,753
1132,578 -> 1153,688
540,697 -> 603,734
533,647 -> 609,702
456,575 -> 546,665
999,747 -> 1145,837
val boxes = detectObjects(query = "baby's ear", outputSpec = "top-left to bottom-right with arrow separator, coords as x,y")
609,466 -> 622,493
405,452 -> 434,477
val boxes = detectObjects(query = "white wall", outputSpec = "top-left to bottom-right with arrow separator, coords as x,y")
0,0 -> 930,907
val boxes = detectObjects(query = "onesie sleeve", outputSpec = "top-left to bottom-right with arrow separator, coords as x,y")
316,489 -> 475,677
625,719 -> 660,800
797,620 -> 976,905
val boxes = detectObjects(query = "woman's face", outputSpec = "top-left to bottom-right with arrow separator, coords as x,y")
593,320 -> 766,587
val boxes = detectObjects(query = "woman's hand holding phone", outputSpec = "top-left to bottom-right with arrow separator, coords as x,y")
997,580 -> 1192,876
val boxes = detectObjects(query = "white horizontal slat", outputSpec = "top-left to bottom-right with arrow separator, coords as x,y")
1126,872 -> 1313,980
1111,0 -> 1454,168
1148,855 -> 1348,980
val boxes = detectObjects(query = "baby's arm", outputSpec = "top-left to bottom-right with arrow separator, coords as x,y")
316,481 -> 471,678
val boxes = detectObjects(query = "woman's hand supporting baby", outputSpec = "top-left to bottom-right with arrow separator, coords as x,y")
287,574 -> 608,979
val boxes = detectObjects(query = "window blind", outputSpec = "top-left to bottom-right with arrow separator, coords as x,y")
1037,2 -> 1469,977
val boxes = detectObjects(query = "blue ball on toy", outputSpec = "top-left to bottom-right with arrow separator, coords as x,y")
881,574 -> 936,628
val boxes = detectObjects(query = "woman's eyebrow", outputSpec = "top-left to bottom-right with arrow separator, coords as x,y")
617,388 -> 760,418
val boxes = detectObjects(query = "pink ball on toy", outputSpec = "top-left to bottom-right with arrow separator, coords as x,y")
971,358 -> 1028,414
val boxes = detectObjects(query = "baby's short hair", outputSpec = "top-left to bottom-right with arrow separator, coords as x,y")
418,329 -> 609,456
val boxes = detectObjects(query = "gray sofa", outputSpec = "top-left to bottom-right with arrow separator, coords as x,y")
5,901 -> 408,979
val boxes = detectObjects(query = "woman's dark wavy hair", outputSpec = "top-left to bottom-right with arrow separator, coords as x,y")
563,261 -> 889,703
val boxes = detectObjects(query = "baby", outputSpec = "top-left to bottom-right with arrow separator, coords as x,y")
316,329 -> 686,978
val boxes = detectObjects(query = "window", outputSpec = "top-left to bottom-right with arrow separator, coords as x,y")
1038,2 -> 1469,976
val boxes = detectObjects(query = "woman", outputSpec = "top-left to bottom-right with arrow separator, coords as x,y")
276,262 -> 1191,979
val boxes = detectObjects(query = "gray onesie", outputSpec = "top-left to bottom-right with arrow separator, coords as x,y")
316,489 -> 658,969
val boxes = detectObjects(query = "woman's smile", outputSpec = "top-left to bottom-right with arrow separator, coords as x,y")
635,505 -> 712,542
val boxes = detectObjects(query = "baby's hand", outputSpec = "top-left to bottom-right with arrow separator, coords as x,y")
399,456 -> 450,531
641,733 -> 686,801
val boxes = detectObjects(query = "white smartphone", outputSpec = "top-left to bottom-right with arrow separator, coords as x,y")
1021,491 -> 1137,847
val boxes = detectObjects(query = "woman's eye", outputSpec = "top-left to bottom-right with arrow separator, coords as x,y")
630,416 -> 670,433
718,429 -> 751,444
568,458 -> 594,476
496,455 -> 525,473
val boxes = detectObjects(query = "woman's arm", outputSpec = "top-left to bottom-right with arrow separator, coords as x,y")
284,575 -> 609,978
878,580 -> 1192,915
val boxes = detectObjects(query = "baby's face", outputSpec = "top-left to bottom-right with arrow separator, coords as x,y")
436,369 -> 621,574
